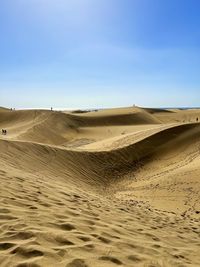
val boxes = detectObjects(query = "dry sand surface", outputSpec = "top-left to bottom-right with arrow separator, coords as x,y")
0,106 -> 200,267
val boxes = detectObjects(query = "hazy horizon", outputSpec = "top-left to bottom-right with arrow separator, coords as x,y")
1,0 -> 200,108
2,105 -> 200,112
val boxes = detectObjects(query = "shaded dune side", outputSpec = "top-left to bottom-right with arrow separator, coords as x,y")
143,107 -> 174,114
0,123 -> 200,194
76,123 -> 200,189
70,109 -> 161,126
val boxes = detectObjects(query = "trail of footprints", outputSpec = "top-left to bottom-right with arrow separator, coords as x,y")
0,172 -> 200,266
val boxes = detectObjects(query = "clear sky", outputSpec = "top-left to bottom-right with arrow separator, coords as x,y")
0,0 -> 200,109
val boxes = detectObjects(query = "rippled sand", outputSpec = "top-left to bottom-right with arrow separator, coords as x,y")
0,106 -> 200,266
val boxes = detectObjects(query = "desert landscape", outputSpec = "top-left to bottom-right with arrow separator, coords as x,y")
0,106 -> 200,267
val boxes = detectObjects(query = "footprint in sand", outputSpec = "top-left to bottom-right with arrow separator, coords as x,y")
99,256 -> 123,265
0,242 -> 15,251
66,258 -> 88,267
11,246 -> 44,258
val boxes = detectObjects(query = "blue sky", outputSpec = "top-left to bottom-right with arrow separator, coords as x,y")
0,0 -> 200,109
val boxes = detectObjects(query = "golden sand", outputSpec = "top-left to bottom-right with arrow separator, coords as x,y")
0,106 -> 200,266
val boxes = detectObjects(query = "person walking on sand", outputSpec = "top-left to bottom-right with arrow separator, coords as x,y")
2,129 -> 6,135
196,117 -> 198,122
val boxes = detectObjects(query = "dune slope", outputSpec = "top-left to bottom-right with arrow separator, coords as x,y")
0,107 -> 200,267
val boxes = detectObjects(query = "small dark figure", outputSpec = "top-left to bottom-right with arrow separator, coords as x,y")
196,117 -> 198,122
51,107 -> 53,111
2,129 -> 7,135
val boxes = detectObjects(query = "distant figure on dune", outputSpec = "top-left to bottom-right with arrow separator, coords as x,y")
196,117 -> 199,122
1,129 -> 7,135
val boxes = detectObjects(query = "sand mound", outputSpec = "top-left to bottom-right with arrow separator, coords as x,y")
0,110 -> 81,145
70,107 -> 161,126
0,107 -> 160,146
0,107 -> 200,266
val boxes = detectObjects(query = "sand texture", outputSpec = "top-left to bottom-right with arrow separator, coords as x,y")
0,106 -> 200,267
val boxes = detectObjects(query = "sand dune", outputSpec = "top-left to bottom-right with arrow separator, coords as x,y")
0,107 -> 160,145
0,107 -> 200,266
